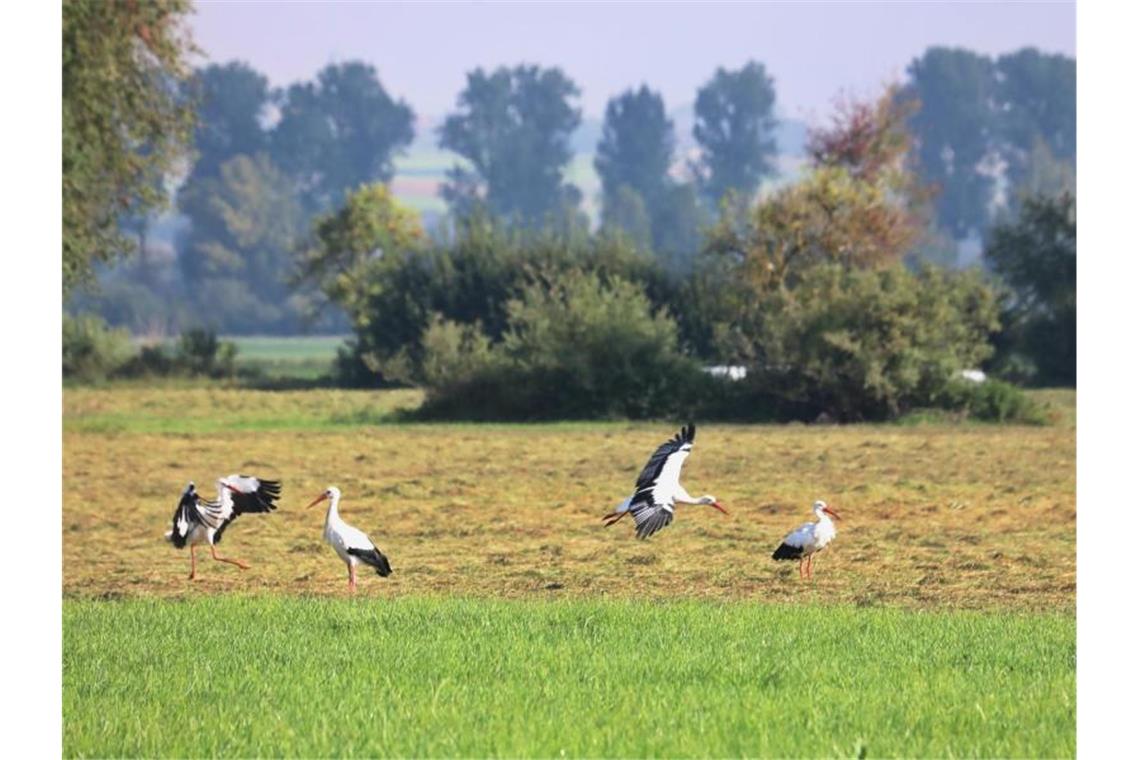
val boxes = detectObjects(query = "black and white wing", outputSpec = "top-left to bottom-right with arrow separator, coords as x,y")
212,474 -> 282,543
626,424 -> 695,539
166,487 -> 204,546
772,521 -> 815,560
166,483 -> 216,548
219,474 -> 282,514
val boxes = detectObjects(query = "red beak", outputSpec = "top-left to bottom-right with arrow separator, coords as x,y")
823,507 -> 841,520
306,493 -> 328,509
710,501 -> 728,516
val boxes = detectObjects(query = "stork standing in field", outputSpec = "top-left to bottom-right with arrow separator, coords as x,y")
164,475 -> 282,579
772,500 -> 842,579
601,423 -> 727,539
307,486 -> 392,591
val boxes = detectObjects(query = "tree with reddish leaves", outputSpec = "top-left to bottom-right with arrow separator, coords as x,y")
807,86 -> 921,188
704,86 -> 931,292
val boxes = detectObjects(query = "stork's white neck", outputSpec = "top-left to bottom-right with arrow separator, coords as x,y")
813,509 -> 837,538
324,493 -> 342,528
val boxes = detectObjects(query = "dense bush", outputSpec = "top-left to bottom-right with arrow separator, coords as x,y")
936,378 -> 1048,424
117,328 -> 238,379
62,314 -> 134,382
737,264 -> 1003,421
304,196 -> 688,384
984,192 -> 1075,386
416,270 -> 707,420
295,123 -> 1053,423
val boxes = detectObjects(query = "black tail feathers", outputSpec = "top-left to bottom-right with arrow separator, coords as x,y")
772,543 -> 805,561
348,547 -> 393,577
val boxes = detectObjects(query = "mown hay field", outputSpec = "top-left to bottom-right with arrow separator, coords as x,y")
63,387 -> 1075,610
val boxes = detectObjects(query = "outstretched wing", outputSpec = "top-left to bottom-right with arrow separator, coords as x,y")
629,502 -> 675,540
220,474 -> 282,515
167,485 -> 223,547
212,474 -> 282,543
624,424 -> 695,539
168,490 -> 202,548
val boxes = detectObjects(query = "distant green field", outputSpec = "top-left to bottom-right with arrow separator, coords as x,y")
220,334 -> 346,381
63,597 -> 1074,758
223,335 -> 347,362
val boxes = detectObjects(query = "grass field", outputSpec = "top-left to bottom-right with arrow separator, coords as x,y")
223,335 -> 346,382
62,386 -> 1076,756
63,597 -> 1074,758
63,387 -> 1074,609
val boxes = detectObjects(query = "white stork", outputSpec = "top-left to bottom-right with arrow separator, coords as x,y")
772,500 -> 842,579
601,423 -> 727,539
306,486 -> 392,591
164,474 -> 281,579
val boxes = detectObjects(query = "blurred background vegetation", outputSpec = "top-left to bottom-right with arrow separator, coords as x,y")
62,0 -> 1075,423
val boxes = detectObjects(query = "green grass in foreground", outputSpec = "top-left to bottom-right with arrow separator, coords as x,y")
63,597 -> 1074,758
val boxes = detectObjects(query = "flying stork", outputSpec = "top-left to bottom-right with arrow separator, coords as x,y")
164,474 -> 282,579
306,486 -> 392,591
772,500 -> 842,579
602,423 -> 727,539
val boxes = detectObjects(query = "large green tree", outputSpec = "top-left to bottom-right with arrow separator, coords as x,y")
595,86 -> 675,215
177,154 -> 306,332
692,62 -> 779,205
63,0 -> 196,291
184,62 -> 271,184
993,48 -> 1076,193
595,86 -> 703,265
984,192 -> 1075,386
902,47 -> 996,240
272,62 -> 415,212
439,65 -> 582,227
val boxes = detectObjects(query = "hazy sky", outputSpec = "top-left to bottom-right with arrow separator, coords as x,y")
192,1 -> 1075,123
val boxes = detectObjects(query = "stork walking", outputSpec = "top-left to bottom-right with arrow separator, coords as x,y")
164,475 -> 282,579
772,500 -> 842,579
306,487 -> 392,591
602,423 -> 727,539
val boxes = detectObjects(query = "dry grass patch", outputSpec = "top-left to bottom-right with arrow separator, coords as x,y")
63,388 -> 1074,611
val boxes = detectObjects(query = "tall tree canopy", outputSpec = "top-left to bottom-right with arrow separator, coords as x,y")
692,61 -> 779,205
595,86 -> 675,212
177,154 -> 305,332
993,48 -> 1076,192
184,62 -> 271,184
439,65 -> 582,226
902,47 -> 996,241
62,0 -> 196,292
984,192 -> 1075,385
595,85 -> 704,262
903,46 -> 1075,241
272,62 -> 415,212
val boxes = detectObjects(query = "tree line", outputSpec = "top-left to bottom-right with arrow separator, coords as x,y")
63,0 -> 1075,413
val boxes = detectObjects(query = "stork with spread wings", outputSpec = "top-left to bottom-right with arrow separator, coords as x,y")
602,424 -> 727,539
165,474 -> 281,579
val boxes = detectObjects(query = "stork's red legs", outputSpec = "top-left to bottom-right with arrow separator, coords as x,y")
210,545 -> 250,570
798,558 -> 804,579
602,511 -> 627,527
807,553 -> 814,579
189,544 -> 197,580
348,563 -> 357,592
